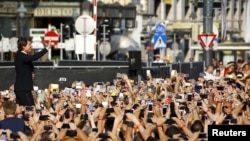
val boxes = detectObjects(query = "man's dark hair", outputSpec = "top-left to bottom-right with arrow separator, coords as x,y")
165,125 -> 182,138
190,120 -> 204,132
17,37 -> 32,51
40,131 -> 53,141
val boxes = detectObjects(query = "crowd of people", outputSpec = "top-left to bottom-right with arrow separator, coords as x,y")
0,58 -> 250,140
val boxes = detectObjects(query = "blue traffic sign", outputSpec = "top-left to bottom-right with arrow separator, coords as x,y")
153,34 -> 167,49
155,23 -> 165,34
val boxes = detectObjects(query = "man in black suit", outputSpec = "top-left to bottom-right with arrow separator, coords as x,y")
14,37 -> 51,106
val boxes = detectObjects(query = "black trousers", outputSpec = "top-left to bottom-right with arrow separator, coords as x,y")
14,90 -> 35,106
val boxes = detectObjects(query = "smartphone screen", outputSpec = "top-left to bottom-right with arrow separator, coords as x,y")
75,103 -> 81,108
148,102 -> 153,112
141,100 -> 146,105
217,86 -> 224,91
88,104 -> 94,111
162,106 -> 167,114
187,93 -> 193,101
62,123 -> 70,129
102,102 -> 108,107
196,101 -> 202,106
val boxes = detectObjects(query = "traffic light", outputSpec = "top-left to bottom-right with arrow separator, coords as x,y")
97,19 -> 112,42
141,33 -> 150,44
62,25 -> 71,42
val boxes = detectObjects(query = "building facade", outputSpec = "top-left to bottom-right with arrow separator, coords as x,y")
0,0 -> 249,62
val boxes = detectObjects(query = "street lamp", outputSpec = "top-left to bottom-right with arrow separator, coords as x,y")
17,2 -> 27,37
71,9 -> 79,60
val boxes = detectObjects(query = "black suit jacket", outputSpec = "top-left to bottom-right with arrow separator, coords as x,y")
14,48 -> 48,91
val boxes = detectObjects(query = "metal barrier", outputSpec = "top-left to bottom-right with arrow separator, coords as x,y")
0,61 -> 204,90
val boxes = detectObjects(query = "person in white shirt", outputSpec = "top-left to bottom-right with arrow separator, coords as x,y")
204,65 -> 215,81
153,54 -> 164,63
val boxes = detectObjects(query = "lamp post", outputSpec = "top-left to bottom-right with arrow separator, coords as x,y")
72,9 -> 79,60
17,2 -> 27,37
147,17 -> 155,67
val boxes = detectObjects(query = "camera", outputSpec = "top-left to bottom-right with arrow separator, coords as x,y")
187,93 -> 193,101
39,115 -> 49,121
50,112 -> 57,116
75,103 -> 81,109
196,101 -> 202,106
200,94 -> 208,99
25,106 -> 34,111
44,125 -> 52,130
124,121 -> 134,127
80,113 -> 88,120
66,130 -> 77,137
53,93 -> 60,98
92,128 -> 98,132
216,86 -> 224,91
98,133 -> 110,140
10,132 -> 20,139
123,109 -> 133,120
61,123 -> 70,129
175,94 -> 182,99
162,105 -> 167,115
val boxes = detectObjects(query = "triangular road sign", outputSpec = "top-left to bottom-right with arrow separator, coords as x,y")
198,34 -> 216,50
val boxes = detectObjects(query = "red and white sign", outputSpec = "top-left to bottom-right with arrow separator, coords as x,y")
198,34 -> 216,51
44,31 -> 59,46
